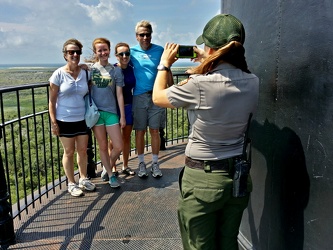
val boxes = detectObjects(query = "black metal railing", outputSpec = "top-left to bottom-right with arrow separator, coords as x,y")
0,73 -> 189,227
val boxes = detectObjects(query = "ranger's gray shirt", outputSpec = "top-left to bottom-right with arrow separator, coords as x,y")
167,63 -> 259,160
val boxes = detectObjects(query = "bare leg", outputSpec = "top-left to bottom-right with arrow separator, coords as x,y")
108,139 -> 117,172
149,128 -> 160,155
122,125 -> 133,167
93,125 -> 113,177
106,124 -> 123,168
59,137 -> 76,183
135,129 -> 146,155
75,134 -> 89,179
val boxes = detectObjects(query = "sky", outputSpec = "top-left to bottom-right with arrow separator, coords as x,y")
0,0 -> 220,65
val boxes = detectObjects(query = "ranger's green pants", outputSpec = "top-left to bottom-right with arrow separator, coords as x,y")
178,166 -> 250,250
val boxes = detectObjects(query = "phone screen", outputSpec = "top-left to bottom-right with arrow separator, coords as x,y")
177,45 -> 197,58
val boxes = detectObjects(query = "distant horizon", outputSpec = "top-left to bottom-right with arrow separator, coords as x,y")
0,60 -> 198,69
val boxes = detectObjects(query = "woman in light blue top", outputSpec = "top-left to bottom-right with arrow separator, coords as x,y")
49,38 -> 96,197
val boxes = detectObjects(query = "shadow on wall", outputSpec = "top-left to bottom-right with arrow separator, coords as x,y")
248,119 -> 310,250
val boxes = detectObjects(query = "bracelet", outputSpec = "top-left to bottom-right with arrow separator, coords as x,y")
51,123 -> 58,129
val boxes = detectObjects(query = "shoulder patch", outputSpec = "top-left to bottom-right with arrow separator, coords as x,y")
178,78 -> 189,86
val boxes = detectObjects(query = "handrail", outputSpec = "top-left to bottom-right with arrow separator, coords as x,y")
0,72 -> 190,223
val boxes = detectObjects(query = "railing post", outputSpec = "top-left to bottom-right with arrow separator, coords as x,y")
0,127 -> 15,248
159,108 -> 166,151
86,129 -> 96,178
159,128 -> 166,150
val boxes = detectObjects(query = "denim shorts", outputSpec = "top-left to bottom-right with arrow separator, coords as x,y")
95,111 -> 119,127
124,104 -> 133,125
116,104 -> 133,125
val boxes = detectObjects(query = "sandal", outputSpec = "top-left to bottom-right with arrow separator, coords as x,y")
122,167 -> 135,176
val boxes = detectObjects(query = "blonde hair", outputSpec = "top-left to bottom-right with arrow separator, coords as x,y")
135,20 -> 153,34
190,41 -> 250,74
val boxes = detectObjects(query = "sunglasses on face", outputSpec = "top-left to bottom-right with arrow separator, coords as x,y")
66,50 -> 82,55
137,33 -> 151,38
116,51 -> 131,57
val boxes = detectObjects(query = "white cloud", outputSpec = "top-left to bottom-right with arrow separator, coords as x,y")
78,0 -> 133,25
0,22 -> 34,32
0,0 -> 133,62
0,0 -> 221,64
155,25 -> 198,48
0,22 -> 32,49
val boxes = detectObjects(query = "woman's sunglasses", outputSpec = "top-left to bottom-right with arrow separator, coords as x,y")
116,52 -> 131,57
66,50 -> 82,55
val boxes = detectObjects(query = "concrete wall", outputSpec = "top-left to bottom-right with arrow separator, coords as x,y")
220,1 -> 333,249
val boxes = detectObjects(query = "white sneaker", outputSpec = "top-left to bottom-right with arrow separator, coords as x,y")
79,178 -> 96,191
151,162 -> 162,178
68,183 -> 84,197
137,162 -> 148,178
101,166 -> 109,181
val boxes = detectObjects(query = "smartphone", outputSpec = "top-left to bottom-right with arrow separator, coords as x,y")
176,45 -> 197,58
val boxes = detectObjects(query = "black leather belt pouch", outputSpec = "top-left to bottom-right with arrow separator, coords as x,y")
232,159 -> 250,197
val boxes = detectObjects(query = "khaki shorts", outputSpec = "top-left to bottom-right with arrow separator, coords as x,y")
132,92 -> 164,130
160,108 -> 166,129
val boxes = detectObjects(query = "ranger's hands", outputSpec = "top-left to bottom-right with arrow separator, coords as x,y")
160,43 -> 179,68
191,46 -> 207,63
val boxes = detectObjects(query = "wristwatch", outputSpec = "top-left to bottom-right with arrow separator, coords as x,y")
157,64 -> 170,71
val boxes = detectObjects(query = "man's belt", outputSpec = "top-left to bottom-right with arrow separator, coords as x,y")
185,156 -> 240,172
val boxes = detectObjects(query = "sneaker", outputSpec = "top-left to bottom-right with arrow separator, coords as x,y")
79,178 -> 96,191
122,167 -> 136,176
151,162 -> 163,178
68,183 -> 84,197
101,167 -> 109,181
112,167 -> 119,177
137,162 -> 148,178
109,175 -> 120,188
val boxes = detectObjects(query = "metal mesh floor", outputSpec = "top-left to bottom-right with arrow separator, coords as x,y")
8,143 -> 186,250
